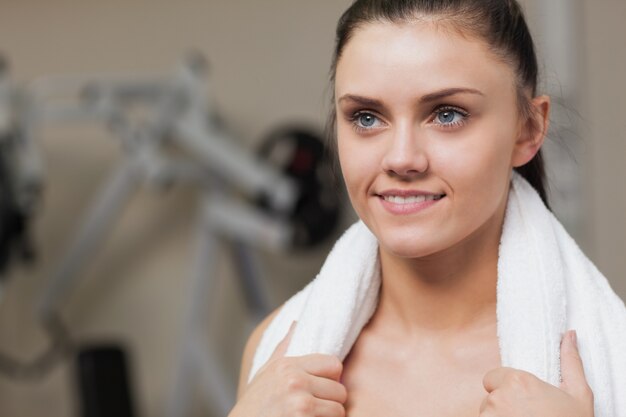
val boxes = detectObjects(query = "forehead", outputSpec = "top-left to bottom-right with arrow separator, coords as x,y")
335,21 -> 516,100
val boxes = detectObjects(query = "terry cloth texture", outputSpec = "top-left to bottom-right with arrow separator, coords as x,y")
249,172 -> 626,417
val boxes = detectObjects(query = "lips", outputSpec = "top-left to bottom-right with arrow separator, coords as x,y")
381,194 -> 445,204
376,189 -> 446,214
377,189 -> 446,201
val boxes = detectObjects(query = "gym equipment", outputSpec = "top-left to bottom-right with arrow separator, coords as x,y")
0,53 -> 340,417
257,127 -> 341,248
75,345 -> 136,417
0,56 -> 39,278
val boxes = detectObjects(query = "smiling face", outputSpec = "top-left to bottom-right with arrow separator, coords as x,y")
335,21 -> 540,259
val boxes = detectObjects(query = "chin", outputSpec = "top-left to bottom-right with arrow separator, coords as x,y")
385,245 -> 442,260
378,231 -> 445,260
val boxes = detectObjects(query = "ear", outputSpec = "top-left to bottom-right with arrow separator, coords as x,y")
511,95 -> 550,167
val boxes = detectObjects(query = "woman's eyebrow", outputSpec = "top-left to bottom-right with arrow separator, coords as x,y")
337,94 -> 384,107
419,87 -> 485,103
337,88 -> 484,107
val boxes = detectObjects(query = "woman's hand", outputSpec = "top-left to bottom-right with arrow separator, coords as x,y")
230,322 -> 348,417
479,330 -> 594,417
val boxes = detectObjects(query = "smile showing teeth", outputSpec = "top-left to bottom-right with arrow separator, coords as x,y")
382,194 -> 445,204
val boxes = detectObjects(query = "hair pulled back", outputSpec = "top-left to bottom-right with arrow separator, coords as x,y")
326,0 -> 549,206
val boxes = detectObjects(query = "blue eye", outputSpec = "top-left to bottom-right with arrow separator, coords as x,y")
357,113 -> 378,127
434,108 -> 467,126
351,112 -> 381,131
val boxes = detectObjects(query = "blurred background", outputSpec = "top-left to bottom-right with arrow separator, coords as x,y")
0,1 -> 624,416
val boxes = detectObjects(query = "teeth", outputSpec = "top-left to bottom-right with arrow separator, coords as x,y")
383,194 -> 444,204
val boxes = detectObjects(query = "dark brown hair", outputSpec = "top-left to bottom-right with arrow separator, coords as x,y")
326,0 -> 550,206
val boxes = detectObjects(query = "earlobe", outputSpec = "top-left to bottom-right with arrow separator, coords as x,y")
512,95 -> 551,168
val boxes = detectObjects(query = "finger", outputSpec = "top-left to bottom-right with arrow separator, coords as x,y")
559,330 -> 592,399
269,320 -> 297,361
297,353 -> 344,381
478,393 -> 489,413
310,376 -> 348,403
314,398 -> 346,417
482,366 -> 514,393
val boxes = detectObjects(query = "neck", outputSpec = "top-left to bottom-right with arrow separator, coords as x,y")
374,199 -> 506,338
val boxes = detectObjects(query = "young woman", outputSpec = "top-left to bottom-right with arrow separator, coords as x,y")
229,1 -> 625,416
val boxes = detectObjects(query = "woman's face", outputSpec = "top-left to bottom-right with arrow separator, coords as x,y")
335,21 -> 538,259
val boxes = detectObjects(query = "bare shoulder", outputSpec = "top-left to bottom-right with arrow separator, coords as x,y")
236,305 -> 283,399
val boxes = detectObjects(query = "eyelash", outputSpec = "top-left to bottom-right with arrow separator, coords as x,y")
348,105 -> 470,133
432,106 -> 469,129
348,111 -> 382,133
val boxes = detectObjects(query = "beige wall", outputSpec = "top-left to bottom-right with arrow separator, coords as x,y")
0,1 -> 624,417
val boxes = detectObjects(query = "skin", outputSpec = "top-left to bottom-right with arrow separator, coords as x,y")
231,19 -> 594,417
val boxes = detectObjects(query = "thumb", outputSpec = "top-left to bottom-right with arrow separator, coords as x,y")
559,330 -> 591,398
269,320 -> 297,361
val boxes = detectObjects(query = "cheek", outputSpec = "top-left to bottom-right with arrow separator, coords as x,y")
431,124 -> 515,211
338,126 -> 365,185
337,131 -> 380,214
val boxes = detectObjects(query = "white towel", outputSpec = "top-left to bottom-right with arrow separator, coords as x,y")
249,172 -> 626,417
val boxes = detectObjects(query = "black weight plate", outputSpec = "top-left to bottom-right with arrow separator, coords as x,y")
257,127 -> 340,248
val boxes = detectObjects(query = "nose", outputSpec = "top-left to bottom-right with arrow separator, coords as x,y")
381,124 -> 428,177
